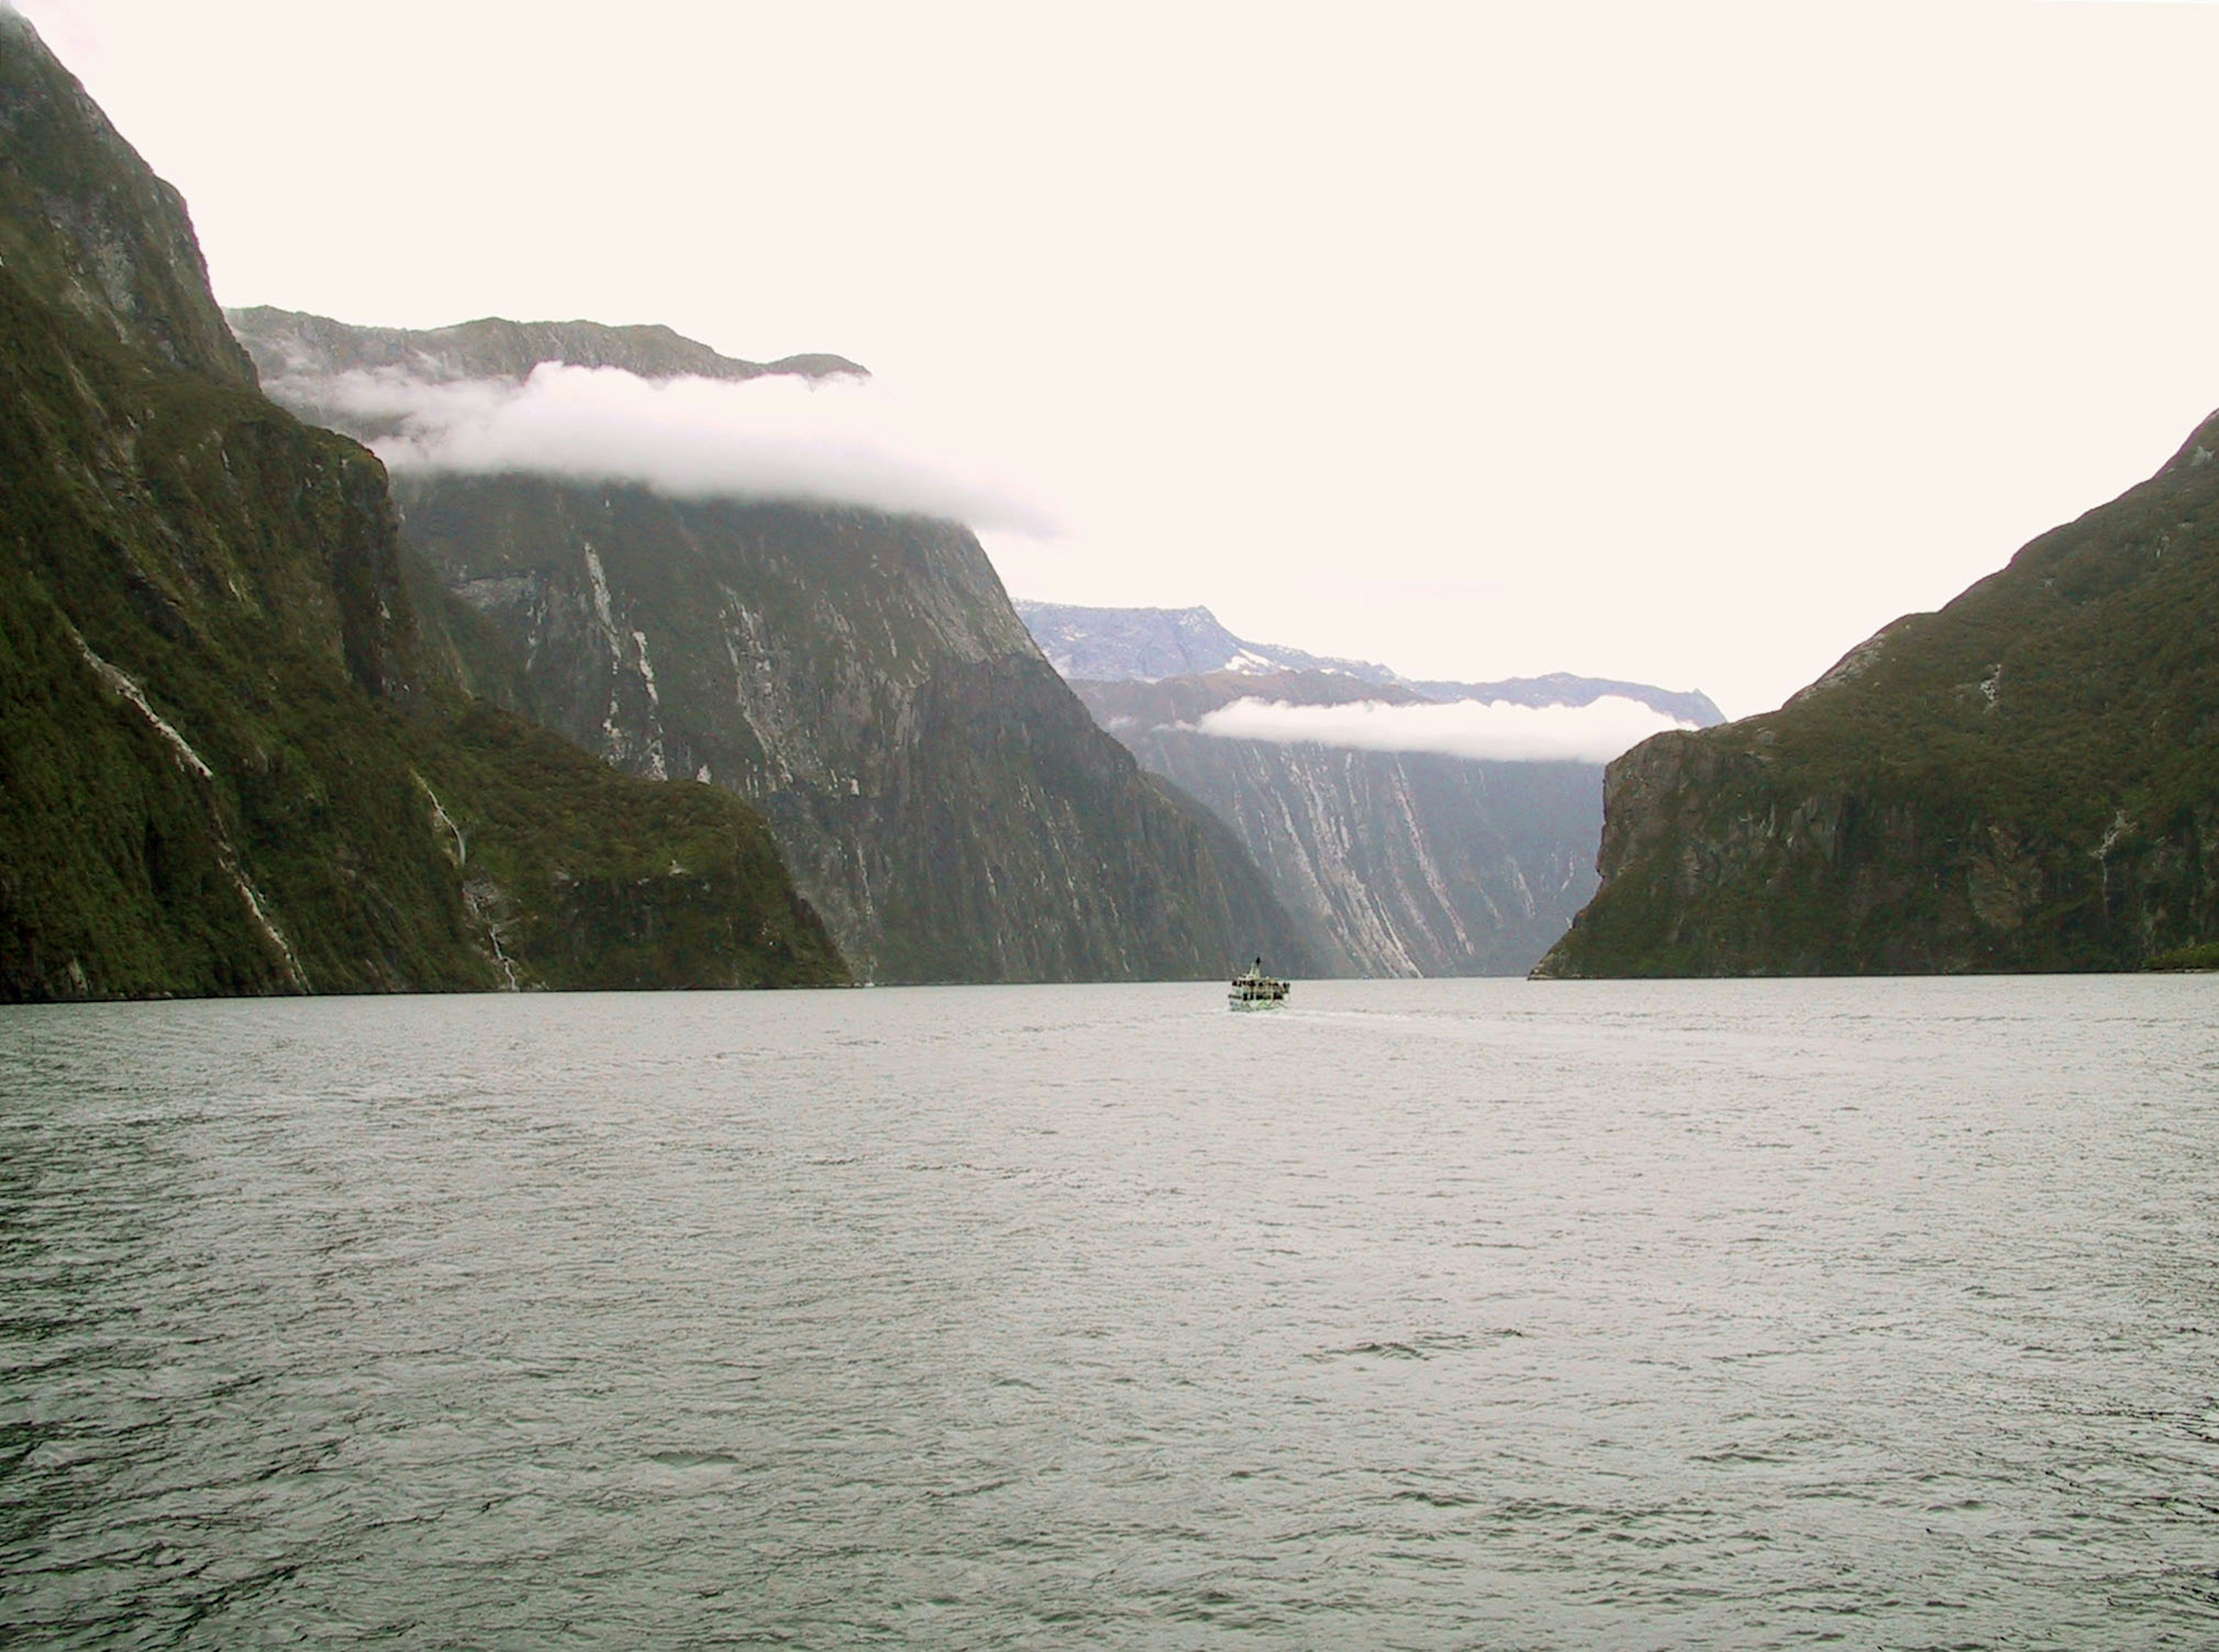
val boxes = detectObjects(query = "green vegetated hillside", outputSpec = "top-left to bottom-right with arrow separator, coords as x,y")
230,313 -> 1316,984
0,12 -> 844,999
1537,417 -> 2219,977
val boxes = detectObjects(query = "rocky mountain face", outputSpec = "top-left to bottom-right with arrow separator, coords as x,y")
0,13 -> 845,999
233,317 -> 1312,983
0,24 -> 254,389
1537,416 -> 2219,977
1026,608 -> 1722,975
1074,673 -> 1603,974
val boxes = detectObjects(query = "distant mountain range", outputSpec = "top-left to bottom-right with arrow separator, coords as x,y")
1017,601 -> 1726,726
1018,603 -> 1724,975
231,308 -> 867,387
1019,600 -> 1399,685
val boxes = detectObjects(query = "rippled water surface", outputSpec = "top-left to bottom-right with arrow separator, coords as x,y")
4,977 -> 2218,1647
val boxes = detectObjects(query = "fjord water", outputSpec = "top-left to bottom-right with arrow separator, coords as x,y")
3,980 -> 2216,1648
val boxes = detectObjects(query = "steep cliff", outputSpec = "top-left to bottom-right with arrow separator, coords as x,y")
1537,414 -> 2219,977
1068,670 -> 1621,975
1025,602 -> 1735,978
231,314 -> 1312,983
0,13 -> 844,998
0,20 -> 253,388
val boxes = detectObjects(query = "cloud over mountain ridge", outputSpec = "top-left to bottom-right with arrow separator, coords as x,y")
262,361 -> 1060,535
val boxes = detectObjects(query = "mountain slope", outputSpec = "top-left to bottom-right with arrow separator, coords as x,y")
232,314 -> 1313,983
0,12 -> 843,999
0,22 -> 253,388
1025,607 -> 1723,975
1537,415 -> 2219,977
1064,670 -> 1602,974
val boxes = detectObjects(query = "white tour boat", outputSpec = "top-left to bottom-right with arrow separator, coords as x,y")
1228,959 -> 1291,1010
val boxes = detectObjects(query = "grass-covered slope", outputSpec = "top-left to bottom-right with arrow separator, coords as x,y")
1537,415 -> 2219,976
0,13 -> 843,999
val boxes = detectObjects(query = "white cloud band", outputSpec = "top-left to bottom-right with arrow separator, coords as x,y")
1189,694 -> 1694,764
274,363 -> 1060,535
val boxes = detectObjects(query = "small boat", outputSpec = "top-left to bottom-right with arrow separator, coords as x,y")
1228,957 -> 1291,1010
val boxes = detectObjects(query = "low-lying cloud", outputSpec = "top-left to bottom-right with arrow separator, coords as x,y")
274,364 -> 1059,535
1190,695 -> 1694,763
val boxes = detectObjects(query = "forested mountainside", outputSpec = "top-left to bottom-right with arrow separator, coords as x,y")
0,13 -> 844,998
1537,415 -> 2219,977
1026,607 -> 1722,975
232,314 -> 1313,983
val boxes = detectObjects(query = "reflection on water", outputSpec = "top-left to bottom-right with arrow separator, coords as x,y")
2,977 -> 2217,1647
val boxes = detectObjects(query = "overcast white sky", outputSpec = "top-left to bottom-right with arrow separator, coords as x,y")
20,0 -> 2219,715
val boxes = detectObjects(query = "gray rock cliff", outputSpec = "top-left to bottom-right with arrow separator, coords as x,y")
234,311 -> 1312,983
1030,608 -> 1722,975
0,12 -> 255,387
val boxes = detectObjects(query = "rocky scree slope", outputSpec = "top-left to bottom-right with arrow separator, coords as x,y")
1537,416 -> 2219,977
232,313 -> 1312,983
0,13 -> 843,999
